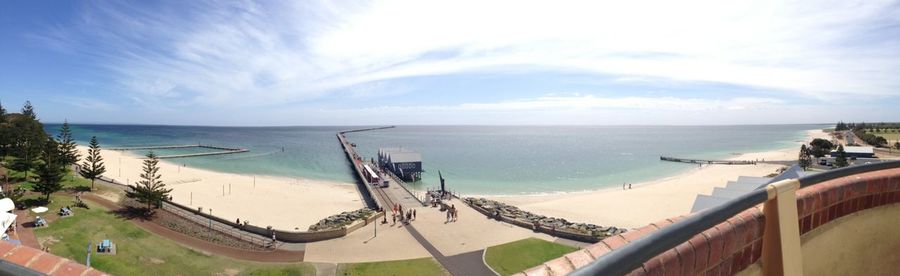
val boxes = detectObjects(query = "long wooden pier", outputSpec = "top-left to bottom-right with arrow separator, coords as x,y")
339,126 -> 395,134
337,126 -> 422,211
660,156 -> 757,165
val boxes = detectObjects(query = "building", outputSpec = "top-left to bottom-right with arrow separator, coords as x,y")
378,147 -> 423,181
830,146 -> 875,158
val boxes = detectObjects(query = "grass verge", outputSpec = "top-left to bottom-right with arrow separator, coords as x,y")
484,238 -> 578,276
336,258 -> 449,276
30,193 -> 315,275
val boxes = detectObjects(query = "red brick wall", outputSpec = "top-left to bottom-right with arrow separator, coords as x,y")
520,168 -> 900,276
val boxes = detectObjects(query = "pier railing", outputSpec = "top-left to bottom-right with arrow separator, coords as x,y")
159,202 -> 272,248
570,160 -> 900,275
381,169 -> 427,206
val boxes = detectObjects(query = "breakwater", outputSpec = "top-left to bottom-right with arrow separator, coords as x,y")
464,197 -> 627,243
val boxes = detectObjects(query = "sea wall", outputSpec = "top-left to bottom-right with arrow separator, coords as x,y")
94,171 -> 379,243
463,197 -> 625,243
164,199 -> 383,243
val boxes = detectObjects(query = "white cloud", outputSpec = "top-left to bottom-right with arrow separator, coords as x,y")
46,0 -> 900,110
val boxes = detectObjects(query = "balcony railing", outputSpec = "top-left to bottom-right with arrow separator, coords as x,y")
571,160 -> 900,276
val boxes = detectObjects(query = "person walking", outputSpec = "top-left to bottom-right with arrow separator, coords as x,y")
446,209 -> 451,222
413,209 -> 417,220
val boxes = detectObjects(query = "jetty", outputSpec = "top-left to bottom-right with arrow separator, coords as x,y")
660,156 -> 757,165
337,126 -> 423,211
109,144 -> 249,159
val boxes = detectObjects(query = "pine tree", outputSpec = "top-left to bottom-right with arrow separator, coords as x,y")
126,152 -> 172,213
57,120 -> 80,168
79,136 -> 106,190
34,138 -> 65,202
21,101 -> 35,120
9,107 -> 47,180
834,145 -> 849,168
0,100 -> 6,123
798,145 -> 812,170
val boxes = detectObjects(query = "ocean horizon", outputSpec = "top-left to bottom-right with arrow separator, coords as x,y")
46,124 -> 825,195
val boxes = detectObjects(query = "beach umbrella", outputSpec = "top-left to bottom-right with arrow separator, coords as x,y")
30,207 -> 48,214
0,198 -> 14,213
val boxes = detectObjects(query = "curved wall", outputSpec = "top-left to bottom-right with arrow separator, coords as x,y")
519,168 -> 900,275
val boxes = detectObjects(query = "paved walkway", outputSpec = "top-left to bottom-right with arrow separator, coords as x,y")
405,224 -> 495,276
12,209 -> 40,249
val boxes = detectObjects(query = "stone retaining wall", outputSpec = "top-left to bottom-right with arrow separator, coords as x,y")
465,199 -> 606,243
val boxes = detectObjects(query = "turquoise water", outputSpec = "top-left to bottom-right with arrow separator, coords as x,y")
45,124 -> 821,195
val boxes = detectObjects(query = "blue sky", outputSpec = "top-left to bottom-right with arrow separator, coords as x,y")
1,0 -> 899,126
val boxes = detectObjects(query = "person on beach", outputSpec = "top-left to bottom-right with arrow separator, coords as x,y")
236,218 -> 240,225
413,209 -> 417,220
392,213 -> 396,225
629,183 -> 632,189
446,209 -> 452,222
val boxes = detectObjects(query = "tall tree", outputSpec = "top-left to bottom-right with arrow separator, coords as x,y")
79,136 -> 106,190
0,100 -> 8,156
798,145 -> 812,170
126,152 -> 172,213
9,112 -> 47,180
21,101 -> 35,120
0,100 -> 6,123
33,138 -> 64,202
834,145 -> 849,168
808,138 -> 834,157
57,120 -> 80,167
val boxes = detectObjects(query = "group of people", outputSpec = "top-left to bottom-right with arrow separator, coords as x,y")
391,203 -> 416,225
445,204 -> 458,223
621,183 -> 633,190
427,189 -> 453,207
58,206 -> 74,216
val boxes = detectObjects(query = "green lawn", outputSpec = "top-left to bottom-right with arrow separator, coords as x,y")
337,258 -> 448,276
31,194 -> 315,276
484,238 -> 579,276
869,131 -> 900,143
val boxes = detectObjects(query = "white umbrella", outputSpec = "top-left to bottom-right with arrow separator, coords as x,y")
30,207 -> 48,214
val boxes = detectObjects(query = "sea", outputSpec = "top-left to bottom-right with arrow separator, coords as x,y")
45,124 -> 824,195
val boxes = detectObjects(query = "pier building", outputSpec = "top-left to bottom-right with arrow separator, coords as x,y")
378,147 -> 423,181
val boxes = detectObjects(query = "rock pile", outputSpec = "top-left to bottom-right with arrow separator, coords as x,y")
308,208 -> 374,231
464,197 -> 627,237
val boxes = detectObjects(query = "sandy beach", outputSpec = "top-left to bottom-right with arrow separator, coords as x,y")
77,146 -> 363,231
485,129 -> 831,229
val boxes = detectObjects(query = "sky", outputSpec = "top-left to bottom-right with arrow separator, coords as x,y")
1,0 -> 899,126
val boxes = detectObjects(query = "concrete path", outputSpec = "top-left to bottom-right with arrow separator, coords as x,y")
405,224 -> 495,276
